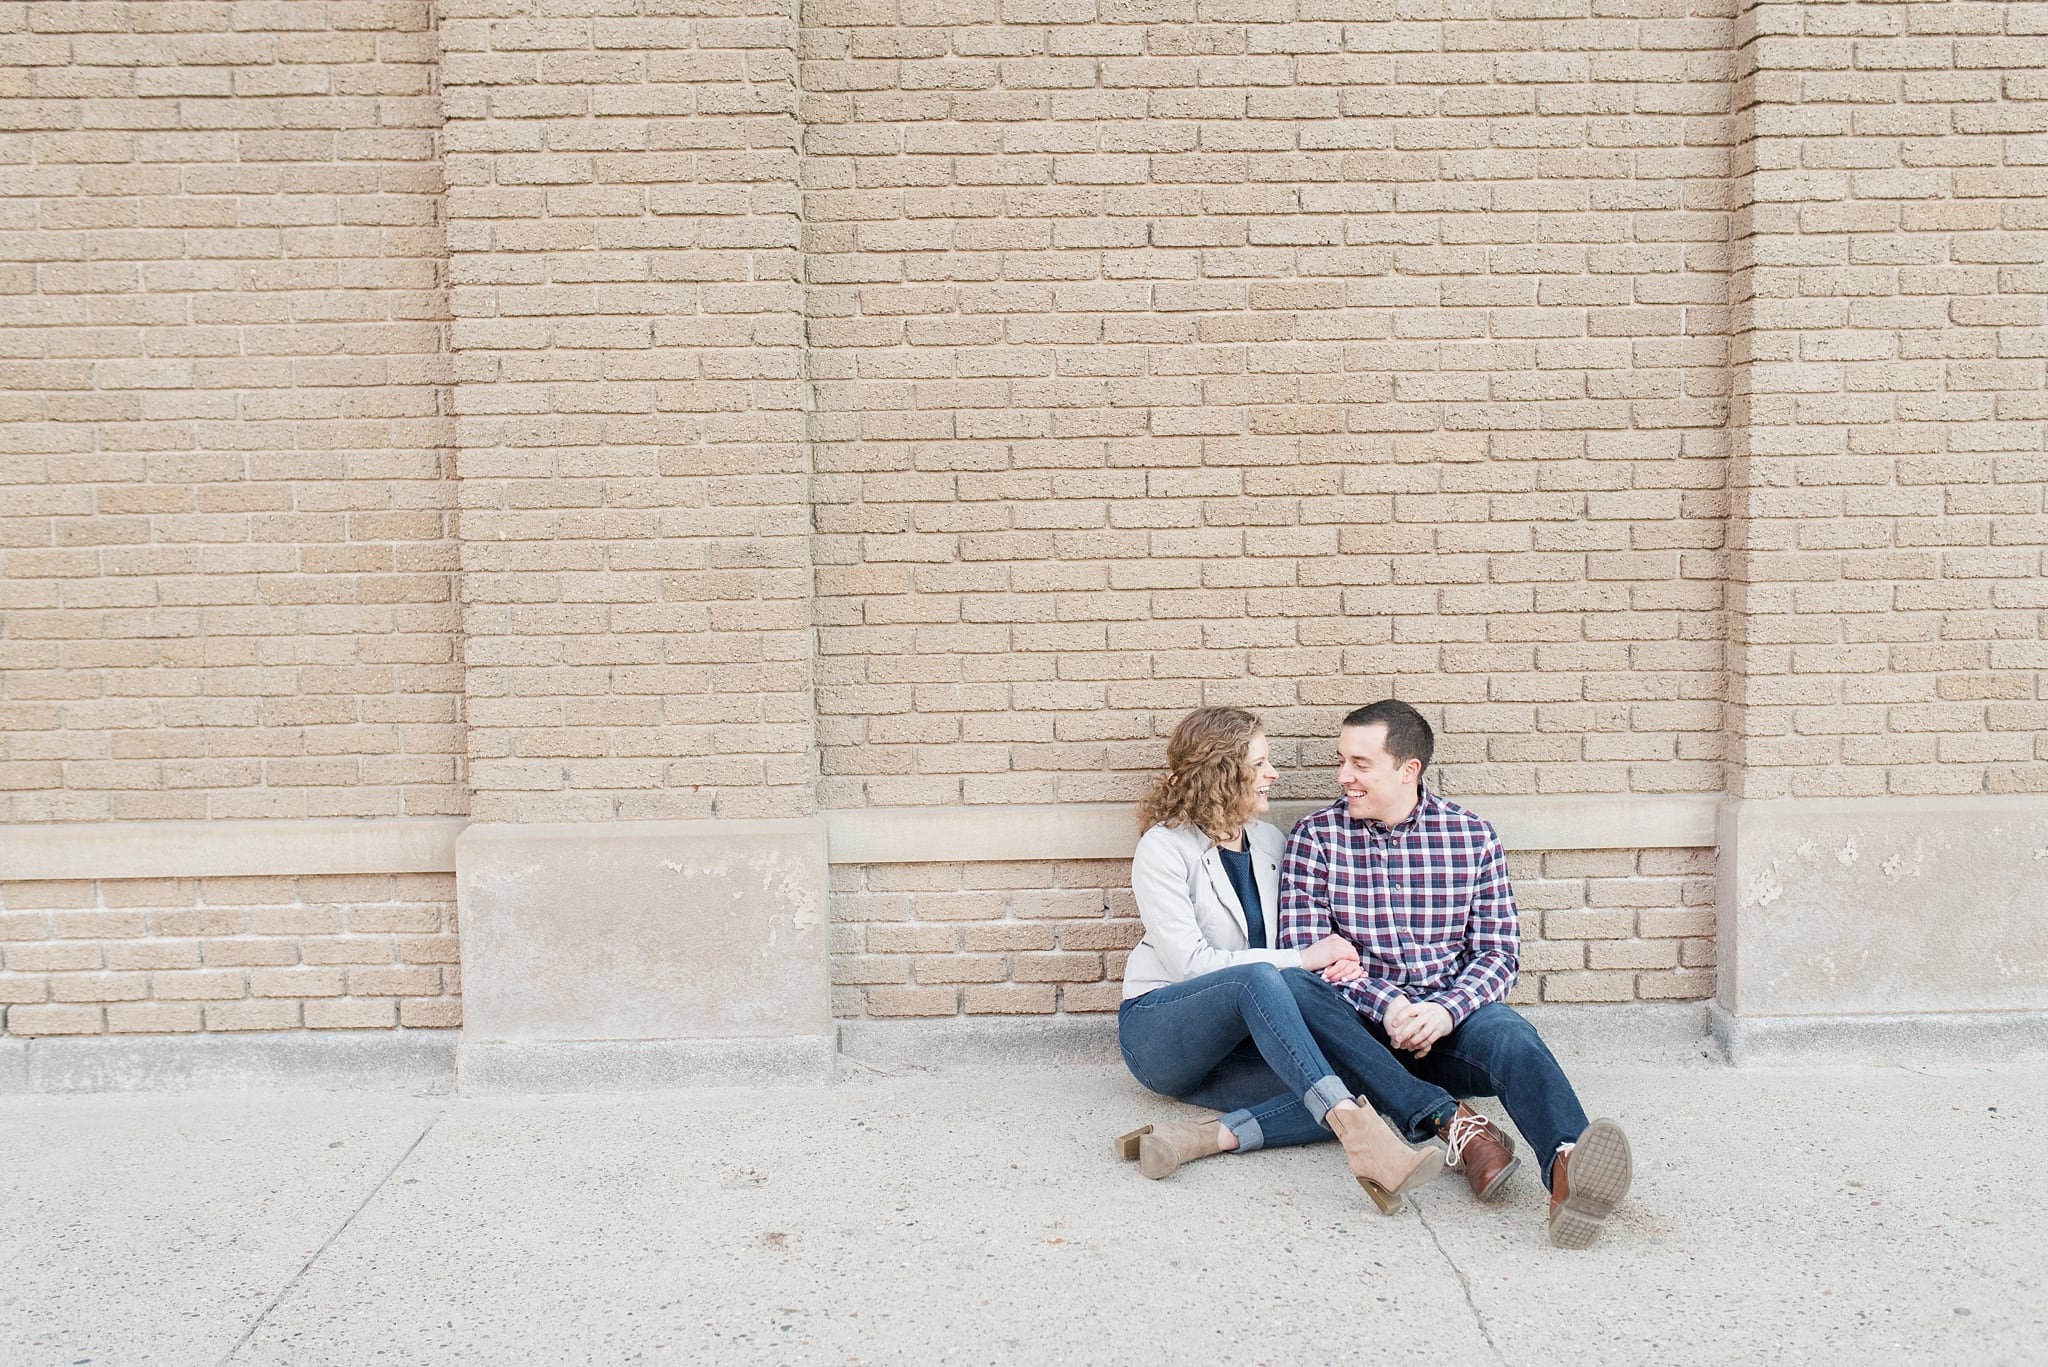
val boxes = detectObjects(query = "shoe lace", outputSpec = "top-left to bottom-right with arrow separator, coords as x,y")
1444,1111 -> 1493,1169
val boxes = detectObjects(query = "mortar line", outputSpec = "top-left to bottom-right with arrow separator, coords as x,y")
1413,1203 -> 1508,1367
215,1113 -> 443,1367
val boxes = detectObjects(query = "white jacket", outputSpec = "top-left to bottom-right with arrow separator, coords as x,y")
1121,819 -> 1304,1000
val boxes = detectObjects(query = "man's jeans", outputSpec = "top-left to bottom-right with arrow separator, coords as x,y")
1124,970 -> 1592,1186
1118,963 -> 1357,1151
1365,1001 -> 1593,1189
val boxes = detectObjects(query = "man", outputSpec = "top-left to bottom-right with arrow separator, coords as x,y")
1277,699 -> 1633,1249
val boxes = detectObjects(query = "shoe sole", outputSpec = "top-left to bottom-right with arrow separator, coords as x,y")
1136,1132 -> 1188,1180
1114,1126 -> 1150,1161
1549,1119 -> 1631,1250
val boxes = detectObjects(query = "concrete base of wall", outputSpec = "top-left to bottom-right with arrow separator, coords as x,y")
0,1031 -> 456,1094
456,818 -> 832,1070
1709,1003 -> 2048,1067
457,1036 -> 836,1093
837,1003 -> 1720,1075
1716,795 -> 2048,1018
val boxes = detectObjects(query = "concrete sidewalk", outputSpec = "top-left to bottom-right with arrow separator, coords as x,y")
3,1047 -> 2043,1366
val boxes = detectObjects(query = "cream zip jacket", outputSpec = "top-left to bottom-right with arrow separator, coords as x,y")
1121,818 -> 1304,1000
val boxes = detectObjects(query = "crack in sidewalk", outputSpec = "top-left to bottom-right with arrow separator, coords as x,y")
1415,1203 -> 1507,1367
216,1113 -> 442,1366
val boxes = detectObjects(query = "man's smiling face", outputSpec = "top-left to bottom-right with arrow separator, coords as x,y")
1336,722 -> 1419,824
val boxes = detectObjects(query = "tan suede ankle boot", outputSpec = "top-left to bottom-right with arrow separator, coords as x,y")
1130,1118 -> 1230,1180
1326,1103 -> 1448,1215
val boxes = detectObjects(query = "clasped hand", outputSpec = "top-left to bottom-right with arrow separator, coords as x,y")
1383,995 -> 1454,1058
1298,933 -> 1364,984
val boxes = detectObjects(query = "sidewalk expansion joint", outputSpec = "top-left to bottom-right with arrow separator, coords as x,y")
1414,1202 -> 1506,1367
215,1112 -> 444,1366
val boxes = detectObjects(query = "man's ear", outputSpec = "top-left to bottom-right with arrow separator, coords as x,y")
1401,758 -> 1422,786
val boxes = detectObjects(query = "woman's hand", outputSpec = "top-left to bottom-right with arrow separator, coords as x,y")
1299,933 -> 1360,973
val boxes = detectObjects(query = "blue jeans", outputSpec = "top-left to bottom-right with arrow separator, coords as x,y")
1118,964 -> 1357,1151
1365,1001 -> 1592,1189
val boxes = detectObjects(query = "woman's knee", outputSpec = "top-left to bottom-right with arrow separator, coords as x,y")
1230,961 -> 1288,992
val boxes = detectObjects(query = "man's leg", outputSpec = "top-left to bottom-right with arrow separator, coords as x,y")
1407,1002 -> 1590,1189
1281,970 -> 1459,1142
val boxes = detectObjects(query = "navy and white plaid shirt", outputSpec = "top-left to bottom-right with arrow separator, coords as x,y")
1278,783 -> 1519,1026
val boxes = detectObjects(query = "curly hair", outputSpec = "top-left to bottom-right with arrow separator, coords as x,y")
1136,706 -> 1264,843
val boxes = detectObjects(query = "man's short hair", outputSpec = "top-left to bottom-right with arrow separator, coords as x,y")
1342,699 -> 1434,775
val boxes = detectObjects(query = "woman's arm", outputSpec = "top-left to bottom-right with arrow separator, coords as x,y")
1132,828 -> 1306,982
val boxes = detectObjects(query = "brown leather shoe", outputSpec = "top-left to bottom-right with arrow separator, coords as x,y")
1437,1102 -> 1520,1201
1548,1118 -> 1632,1249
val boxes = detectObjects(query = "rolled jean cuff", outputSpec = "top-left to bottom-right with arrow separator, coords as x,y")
1219,1109 -> 1263,1152
1304,1074 -> 1350,1127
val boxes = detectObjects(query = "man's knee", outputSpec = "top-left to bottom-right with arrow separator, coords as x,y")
1459,1003 -> 1551,1064
1280,966 -> 1340,1008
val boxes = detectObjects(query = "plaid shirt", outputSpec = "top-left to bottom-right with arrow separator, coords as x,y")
1278,784 -> 1519,1026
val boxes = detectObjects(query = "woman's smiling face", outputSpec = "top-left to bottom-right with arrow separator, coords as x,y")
1242,730 -> 1277,819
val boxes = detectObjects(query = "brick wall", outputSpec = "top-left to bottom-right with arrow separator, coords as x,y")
1726,0 -> 2048,799
0,0 -> 460,824
804,0 -> 1738,810
828,847 -> 1715,1018
443,0 -> 817,823
1,0 -> 2041,1039
0,872 -> 460,1037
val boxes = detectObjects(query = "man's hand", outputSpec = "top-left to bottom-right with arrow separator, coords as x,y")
1383,997 -> 1454,1058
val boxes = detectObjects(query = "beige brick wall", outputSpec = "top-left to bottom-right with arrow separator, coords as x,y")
0,872 -> 461,1036
1,0 -> 2041,1040
1727,0 -> 2048,798
444,0 -> 816,823
0,0 -> 461,824
804,0 -> 1738,809
829,847 -> 1715,1018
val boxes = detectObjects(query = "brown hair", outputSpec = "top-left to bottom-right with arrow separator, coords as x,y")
1137,706 -> 1264,842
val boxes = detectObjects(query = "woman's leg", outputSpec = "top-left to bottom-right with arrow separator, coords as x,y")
1119,964 -> 1353,1150
1174,1042 -> 1333,1151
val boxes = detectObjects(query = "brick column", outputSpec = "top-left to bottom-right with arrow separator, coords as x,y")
441,0 -> 828,1087
1717,0 -> 2048,1052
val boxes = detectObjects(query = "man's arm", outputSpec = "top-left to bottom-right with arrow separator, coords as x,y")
1276,823 -> 1332,951
1422,830 -> 1519,1025
1280,820 -> 1404,1022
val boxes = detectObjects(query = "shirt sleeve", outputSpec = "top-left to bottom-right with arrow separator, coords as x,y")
1421,829 -> 1519,1025
1281,820 -> 1404,1023
1276,822 -> 1330,951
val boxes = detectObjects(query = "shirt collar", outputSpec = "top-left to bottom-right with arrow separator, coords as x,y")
1343,781 -> 1437,837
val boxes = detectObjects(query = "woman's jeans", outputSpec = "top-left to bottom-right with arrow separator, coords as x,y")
1119,964 -> 1358,1150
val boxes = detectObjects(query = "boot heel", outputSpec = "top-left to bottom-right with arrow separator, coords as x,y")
1394,1143 -> 1448,1195
1359,1175 -> 1404,1216
1113,1126 -> 1152,1161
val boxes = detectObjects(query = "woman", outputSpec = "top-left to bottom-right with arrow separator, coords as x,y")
1115,706 -> 1445,1214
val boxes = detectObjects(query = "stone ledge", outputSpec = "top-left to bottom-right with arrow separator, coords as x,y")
823,794 -> 1721,864
0,816 -> 468,883
0,795 -> 1728,883
1,1031 -> 457,1094
1709,1004 -> 2048,1067
456,1036 -> 836,1094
